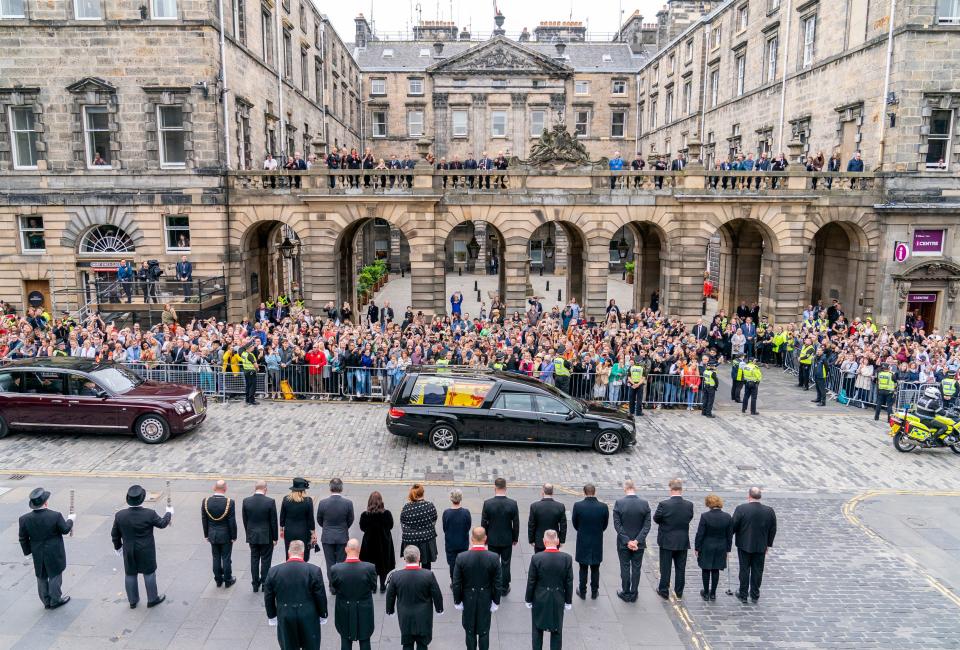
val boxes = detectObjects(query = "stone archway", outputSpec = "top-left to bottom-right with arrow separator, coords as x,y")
714,218 -> 779,319
892,259 -> 960,332
808,221 -> 868,311
441,220 -> 506,318
238,220 -> 304,316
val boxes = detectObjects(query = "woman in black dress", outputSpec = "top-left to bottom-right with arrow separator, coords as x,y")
694,494 -> 733,601
399,483 -> 438,569
359,491 -> 396,592
279,477 -> 316,562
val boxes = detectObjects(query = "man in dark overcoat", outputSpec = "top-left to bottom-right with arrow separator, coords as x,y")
524,530 -> 573,650
111,484 -> 173,608
451,527 -> 502,650
731,486 -> 778,603
528,483 -> 566,553
480,478 -> 519,594
385,545 -> 444,650
612,479 -> 651,602
329,538 -> 377,650
201,479 -> 238,587
653,478 -> 694,599
18,487 -> 74,608
571,483 -> 608,600
264,540 -> 329,650
243,480 -> 279,592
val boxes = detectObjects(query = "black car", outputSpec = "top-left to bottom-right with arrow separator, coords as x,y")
386,370 -> 636,454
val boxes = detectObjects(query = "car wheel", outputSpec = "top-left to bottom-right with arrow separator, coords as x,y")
0,414 -> 8,439
428,424 -> 458,451
594,431 -> 622,455
892,432 -> 916,453
135,414 -> 170,444
950,443 -> 960,455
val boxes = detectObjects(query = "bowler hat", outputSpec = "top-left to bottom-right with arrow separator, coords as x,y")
29,487 -> 50,510
290,477 -> 310,491
126,484 -> 146,506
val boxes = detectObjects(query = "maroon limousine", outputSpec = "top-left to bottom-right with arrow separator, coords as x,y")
0,358 -> 206,444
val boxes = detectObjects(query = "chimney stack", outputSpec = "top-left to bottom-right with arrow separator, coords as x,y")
433,41 -> 444,56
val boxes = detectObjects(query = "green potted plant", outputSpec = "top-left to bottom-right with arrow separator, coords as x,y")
624,261 -> 636,284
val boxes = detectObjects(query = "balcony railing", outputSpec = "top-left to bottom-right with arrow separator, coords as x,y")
225,167 -> 880,196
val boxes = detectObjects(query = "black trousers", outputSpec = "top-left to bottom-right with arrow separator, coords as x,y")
322,542 -> 346,574
578,563 -> 599,594
446,548 -> 466,570
731,380 -> 742,402
741,383 -> 759,414
701,388 -> 716,416
400,633 -> 430,650
122,280 -> 133,303
465,628 -> 490,650
36,573 -> 63,607
628,385 -> 644,415
875,391 -> 894,420
799,364 -> 811,389
210,541 -> 233,583
814,376 -> 827,405
617,546 -> 643,595
488,544 -> 513,589
737,549 -> 766,599
249,543 -> 273,587
701,569 -> 719,595
341,638 -> 372,650
657,548 -> 687,596
244,370 -> 257,403
533,626 -> 562,650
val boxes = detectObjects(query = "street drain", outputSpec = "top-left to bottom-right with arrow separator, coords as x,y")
736,465 -> 757,471
7,474 -> 26,480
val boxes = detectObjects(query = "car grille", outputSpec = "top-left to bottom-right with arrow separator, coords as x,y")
192,394 -> 206,414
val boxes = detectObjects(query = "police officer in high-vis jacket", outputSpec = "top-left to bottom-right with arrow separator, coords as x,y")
701,358 -> 718,418
941,374 -> 958,410
874,365 -> 897,421
738,358 -> 762,415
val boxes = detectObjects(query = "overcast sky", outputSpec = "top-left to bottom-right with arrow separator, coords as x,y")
321,0 -> 665,44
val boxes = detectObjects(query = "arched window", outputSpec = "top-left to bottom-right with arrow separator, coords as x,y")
79,225 -> 135,254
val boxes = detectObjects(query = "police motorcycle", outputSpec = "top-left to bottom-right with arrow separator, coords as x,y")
888,386 -> 960,454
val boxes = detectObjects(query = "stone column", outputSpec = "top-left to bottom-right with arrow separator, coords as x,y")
666,216 -> 711,324
583,241 -> 609,319
404,207 -> 443,316
300,222 -> 338,313
474,220 -> 488,268
472,93 -> 487,154
432,93 -> 449,160
389,226 -> 403,271
511,93 -> 527,158
503,242 -> 531,312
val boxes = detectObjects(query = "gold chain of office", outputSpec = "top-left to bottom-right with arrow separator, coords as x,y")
203,497 -> 231,522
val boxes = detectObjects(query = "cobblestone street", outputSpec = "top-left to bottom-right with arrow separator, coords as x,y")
1,370 -> 959,648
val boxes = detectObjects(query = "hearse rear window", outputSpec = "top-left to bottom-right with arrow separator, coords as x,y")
409,376 -> 492,407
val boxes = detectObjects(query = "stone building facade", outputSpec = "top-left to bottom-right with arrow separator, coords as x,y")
1,1 -> 959,332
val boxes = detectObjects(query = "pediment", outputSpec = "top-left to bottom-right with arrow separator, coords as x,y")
893,259 -> 960,281
428,36 -> 571,76
66,77 -> 117,94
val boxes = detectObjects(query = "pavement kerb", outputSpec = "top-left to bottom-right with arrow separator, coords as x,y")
843,489 -> 960,610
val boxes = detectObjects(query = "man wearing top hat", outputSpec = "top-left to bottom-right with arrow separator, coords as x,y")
111,484 -> 173,608
18,487 -> 75,609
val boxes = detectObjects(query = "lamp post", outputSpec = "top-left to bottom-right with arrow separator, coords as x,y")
278,234 -> 300,297
467,234 -> 480,273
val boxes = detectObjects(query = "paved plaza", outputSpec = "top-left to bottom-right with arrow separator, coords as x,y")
0,370 -> 959,649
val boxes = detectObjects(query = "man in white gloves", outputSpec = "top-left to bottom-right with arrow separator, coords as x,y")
525,529 -> 573,650
18,487 -> 74,609
110,484 -> 173,609
385,545 -> 443,650
263,540 -> 328,649
451,527 -> 502,650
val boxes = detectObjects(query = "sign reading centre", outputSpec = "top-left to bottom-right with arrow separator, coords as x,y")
911,229 -> 945,256
907,293 -> 937,303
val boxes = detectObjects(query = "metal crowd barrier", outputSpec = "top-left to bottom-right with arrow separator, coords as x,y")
563,372 -> 704,408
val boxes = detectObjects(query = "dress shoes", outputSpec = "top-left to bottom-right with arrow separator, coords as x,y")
224,578 -> 236,588
252,583 -> 260,593
751,596 -> 759,603
700,590 -> 709,601
147,595 -> 166,608
616,591 -> 630,602
576,588 -> 586,600
45,596 -> 70,610
674,591 -> 683,599
591,590 -> 599,600
735,593 -> 748,603
656,589 -> 669,600
215,580 -> 223,588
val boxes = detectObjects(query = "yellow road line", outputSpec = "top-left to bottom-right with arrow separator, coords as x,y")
843,489 -> 960,610
647,557 -> 711,650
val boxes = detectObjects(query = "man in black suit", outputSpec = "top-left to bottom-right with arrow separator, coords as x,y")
732,487 -> 778,603
528,483 -> 566,553
176,255 -> 193,298
612,479 -> 651,602
329,538 -> 377,650
653,478 -> 694,599
477,151 -> 493,189
385,545 -> 444,650
452,527 -> 502,650
201,479 -> 237,588
18,487 -> 74,609
480,478 -> 519,595
254,302 -> 271,323
463,152 -> 477,188
243,480 -> 278,592
525,530 -> 573,650
264,539 -> 328,650
316,478 -> 355,576
111,484 -> 173,608
571,483 -> 608,600
691,318 -> 709,340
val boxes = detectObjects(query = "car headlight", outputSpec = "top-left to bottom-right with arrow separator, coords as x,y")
173,400 -> 193,414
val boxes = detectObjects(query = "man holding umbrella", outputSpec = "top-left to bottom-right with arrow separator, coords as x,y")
18,487 -> 75,609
